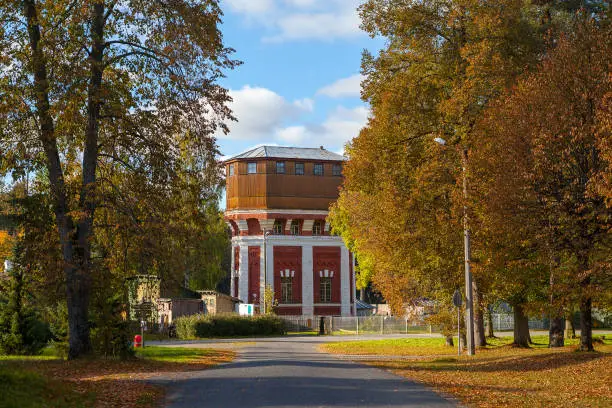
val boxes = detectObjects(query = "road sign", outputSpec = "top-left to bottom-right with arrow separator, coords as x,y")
452,289 -> 462,307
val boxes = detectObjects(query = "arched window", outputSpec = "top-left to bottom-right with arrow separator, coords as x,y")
290,220 -> 300,235
273,219 -> 284,235
312,220 -> 323,235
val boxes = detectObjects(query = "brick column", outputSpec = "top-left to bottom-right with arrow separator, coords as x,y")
340,246 -> 351,316
302,220 -> 314,236
302,245 -> 314,315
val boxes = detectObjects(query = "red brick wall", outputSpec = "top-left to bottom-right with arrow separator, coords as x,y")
248,246 -> 260,303
247,218 -> 262,235
275,306 -> 303,315
273,246 -> 302,304
313,246 -> 341,303
314,306 -> 341,315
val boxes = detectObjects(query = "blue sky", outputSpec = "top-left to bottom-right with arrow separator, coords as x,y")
216,0 -> 383,158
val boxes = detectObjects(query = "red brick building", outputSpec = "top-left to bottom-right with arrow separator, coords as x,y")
224,146 -> 355,316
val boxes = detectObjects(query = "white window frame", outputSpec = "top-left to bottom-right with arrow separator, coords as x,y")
320,277 -> 332,303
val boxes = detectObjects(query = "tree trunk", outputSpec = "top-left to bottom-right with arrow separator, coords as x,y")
565,313 -> 575,339
360,288 -> 365,302
549,317 -> 565,347
459,332 -> 467,350
513,304 -> 530,347
579,278 -> 593,351
22,0 -> 92,359
576,252 -> 593,352
486,306 -> 495,337
445,335 -> 454,347
472,281 -> 486,347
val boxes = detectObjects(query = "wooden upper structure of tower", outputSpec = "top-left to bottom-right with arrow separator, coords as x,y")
224,145 -> 345,212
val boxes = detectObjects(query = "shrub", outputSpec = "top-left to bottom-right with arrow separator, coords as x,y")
174,314 -> 286,339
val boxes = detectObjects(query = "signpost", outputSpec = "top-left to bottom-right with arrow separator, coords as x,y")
452,289 -> 462,356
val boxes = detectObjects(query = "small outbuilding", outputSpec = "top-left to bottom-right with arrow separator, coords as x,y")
198,290 -> 241,315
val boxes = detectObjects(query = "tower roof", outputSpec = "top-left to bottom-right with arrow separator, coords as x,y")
226,146 -> 345,162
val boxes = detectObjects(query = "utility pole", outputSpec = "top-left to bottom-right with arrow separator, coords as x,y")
462,148 -> 475,356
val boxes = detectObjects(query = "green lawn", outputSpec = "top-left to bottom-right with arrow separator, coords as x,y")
322,334 -> 611,355
0,346 -> 234,408
0,364 -> 92,408
134,346 -> 229,364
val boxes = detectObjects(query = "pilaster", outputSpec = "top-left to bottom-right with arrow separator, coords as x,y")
238,246 -> 249,302
340,246 -> 350,316
302,245 -> 314,315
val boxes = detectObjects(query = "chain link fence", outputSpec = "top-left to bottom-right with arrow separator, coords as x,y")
488,313 -> 548,331
279,315 -> 434,335
280,313 -> 555,335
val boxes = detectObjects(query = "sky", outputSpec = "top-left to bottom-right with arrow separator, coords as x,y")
215,0 -> 383,158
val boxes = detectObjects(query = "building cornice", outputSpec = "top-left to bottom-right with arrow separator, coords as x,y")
225,209 -> 329,217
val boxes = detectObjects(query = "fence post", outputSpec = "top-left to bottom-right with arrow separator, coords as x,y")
405,319 -> 408,334
356,315 -> 359,335
381,316 -> 384,335
497,313 -> 501,332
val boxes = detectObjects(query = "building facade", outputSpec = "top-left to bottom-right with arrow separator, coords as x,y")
224,146 -> 355,316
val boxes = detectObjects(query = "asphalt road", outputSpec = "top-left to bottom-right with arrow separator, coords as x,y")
149,335 -> 456,408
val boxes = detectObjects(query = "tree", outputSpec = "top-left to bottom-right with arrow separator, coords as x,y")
332,0 -> 552,344
0,0 -> 238,358
472,19 -> 612,351
0,239 -> 51,355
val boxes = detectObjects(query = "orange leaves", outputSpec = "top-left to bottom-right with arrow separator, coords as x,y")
346,340 -> 612,408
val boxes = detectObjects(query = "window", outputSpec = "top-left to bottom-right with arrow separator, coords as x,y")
276,161 -> 285,174
320,277 -> 332,303
247,162 -> 257,174
313,163 -> 324,176
290,220 -> 300,235
332,163 -> 342,176
295,162 -> 304,175
228,164 -> 235,176
273,219 -> 284,235
312,220 -> 323,235
281,277 -> 293,303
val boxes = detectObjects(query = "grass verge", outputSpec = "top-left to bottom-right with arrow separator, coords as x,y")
321,335 -> 612,407
0,346 -> 234,408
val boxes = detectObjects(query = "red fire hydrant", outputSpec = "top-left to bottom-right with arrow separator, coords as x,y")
134,334 -> 142,348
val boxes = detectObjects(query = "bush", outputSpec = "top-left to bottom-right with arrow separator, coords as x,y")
174,314 -> 286,339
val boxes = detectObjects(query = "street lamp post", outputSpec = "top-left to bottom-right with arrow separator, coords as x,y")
435,138 -> 475,356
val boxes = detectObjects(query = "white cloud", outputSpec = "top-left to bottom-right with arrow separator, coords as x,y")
220,85 -> 314,140
224,0 -> 364,42
317,74 -> 363,98
224,0 -> 274,14
219,84 -> 369,153
274,105 -> 369,150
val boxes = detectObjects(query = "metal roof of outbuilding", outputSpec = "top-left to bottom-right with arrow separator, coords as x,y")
226,146 -> 346,162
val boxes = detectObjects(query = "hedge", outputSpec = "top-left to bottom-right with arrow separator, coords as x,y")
174,314 -> 286,339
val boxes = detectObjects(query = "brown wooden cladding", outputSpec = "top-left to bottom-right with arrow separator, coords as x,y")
226,159 -> 343,211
